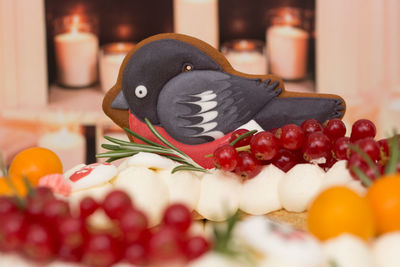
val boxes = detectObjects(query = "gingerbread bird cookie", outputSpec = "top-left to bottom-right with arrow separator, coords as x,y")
103,33 -> 345,168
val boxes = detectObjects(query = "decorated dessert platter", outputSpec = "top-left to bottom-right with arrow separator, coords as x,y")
1,34 -> 400,267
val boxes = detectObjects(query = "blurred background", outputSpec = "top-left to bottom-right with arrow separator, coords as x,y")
0,0 -> 399,170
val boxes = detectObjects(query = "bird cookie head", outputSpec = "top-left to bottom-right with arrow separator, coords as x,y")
103,33 -> 345,169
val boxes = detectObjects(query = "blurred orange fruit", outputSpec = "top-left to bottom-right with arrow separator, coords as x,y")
0,176 -> 28,196
8,147 -> 63,186
367,174 -> 400,234
308,186 -> 375,241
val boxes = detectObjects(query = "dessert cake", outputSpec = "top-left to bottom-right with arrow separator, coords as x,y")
1,33 -> 399,267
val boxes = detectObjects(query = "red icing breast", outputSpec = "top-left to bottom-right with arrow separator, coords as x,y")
129,113 -> 232,169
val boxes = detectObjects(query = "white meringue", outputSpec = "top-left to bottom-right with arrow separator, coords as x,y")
279,164 -> 324,212
240,165 -> 283,215
323,234 -> 373,267
196,169 -> 242,221
373,232 -> 400,267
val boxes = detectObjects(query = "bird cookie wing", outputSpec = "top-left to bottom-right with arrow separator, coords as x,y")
157,70 -> 281,145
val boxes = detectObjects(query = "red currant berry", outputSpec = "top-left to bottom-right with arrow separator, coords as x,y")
303,132 -> 332,162
58,245 -> 83,262
125,242 -> 148,265
269,128 -> 279,136
23,223 -> 56,262
0,197 -> 18,216
351,137 -> 380,162
347,153 -> 379,182
319,156 -> 338,170
83,233 -> 122,267
235,151 -> 262,179
301,119 -> 323,136
33,187 -> 55,202
102,190 -> 133,220
278,124 -> 305,151
350,119 -> 376,142
324,119 -> 346,141
80,196 -> 99,219
162,203 -> 192,233
0,212 -> 27,252
271,149 -> 298,172
183,235 -> 210,261
213,144 -> 239,171
119,208 -> 149,244
148,227 -> 184,263
42,199 -> 70,224
250,131 -> 279,160
377,139 -> 389,158
333,137 -> 350,160
58,216 -> 87,249
229,129 -> 252,147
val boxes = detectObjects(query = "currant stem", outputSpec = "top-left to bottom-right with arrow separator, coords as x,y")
204,145 -> 251,158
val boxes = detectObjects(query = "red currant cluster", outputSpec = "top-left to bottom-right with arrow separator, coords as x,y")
346,120 -> 399,182
0,188 -> 209,266
213,118 -> 386,180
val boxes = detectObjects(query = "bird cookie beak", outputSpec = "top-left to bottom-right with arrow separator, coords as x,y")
111,91 -> 129,110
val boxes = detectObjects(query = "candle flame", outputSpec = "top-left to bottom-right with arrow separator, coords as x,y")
70,15 -> 80,34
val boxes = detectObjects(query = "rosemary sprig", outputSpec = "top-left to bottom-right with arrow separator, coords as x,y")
96,119 -> 207,173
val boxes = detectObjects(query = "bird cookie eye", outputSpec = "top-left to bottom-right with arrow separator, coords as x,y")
182,63 -> 193,72
135,85 -> 148,98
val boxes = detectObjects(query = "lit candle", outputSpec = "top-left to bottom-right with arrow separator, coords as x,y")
99,42 -> 135,93
266,13 -> 309,80
173,0 -> 219,48
38,127 -> 86,171
223,40 -> 267,75
54,15 -> 98,87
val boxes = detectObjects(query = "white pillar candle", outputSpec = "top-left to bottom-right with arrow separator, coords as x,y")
223,40 -> 267,75
38,127 -> 86,171
54,15 -> 98,88
99,42 -> 134,93
173,0 -> 219,48
267,25 -> 309,80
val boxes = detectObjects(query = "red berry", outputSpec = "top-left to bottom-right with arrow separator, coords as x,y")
162,203 -> 192,233
26,197 -> 47,222
303,132 -> 332,162
213,145 -> 239,171
57,216 -> 86,262
33,187 -> 55,202
125,242 -> 148,265
324,119 -> 346,141
183,235 -> 210,261
278,124 -> 305,151
102,190 -> 133,220
333,137 -> 351,160
0,212 -> 27,252
352,138 -> 380,162
58,216 -> 87,249
0,197 -> 18,216
347,153 -> 378,182
350,119 -> 376,142
42,199 -> 70,224
272,149 -> 298,172
23,223 -> 56,262
377,139 -> 389,158
229,129 -> 252,147
148,227 -> 184,263
319,156 -> 338,170
119,208 -> 149,244
250,131 -> 279,160
83,233 -> 122,267
80,196 -> 99,219
235,151 -> 262,179
301,119 -> 323,135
